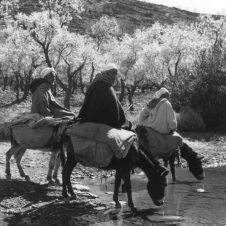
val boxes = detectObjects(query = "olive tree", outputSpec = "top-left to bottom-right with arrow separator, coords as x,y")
0,26 -> 43,104
52,30 -> 97,108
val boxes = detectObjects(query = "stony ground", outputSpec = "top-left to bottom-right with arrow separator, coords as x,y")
0,133 -> 226,226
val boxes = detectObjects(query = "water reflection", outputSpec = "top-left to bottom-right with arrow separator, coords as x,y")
84,167 -> 226,225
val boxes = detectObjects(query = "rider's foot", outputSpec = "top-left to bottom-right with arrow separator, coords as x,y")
195,154 -> 205,160
156,165 -> 169,177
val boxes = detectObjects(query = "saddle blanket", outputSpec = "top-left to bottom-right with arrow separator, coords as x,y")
11,112 -> 72,128
70,136 -> 113,167
66,122 -> 137,167
11,113 -> 71,149
144,127 -> 183,158
11,124 -> 55,149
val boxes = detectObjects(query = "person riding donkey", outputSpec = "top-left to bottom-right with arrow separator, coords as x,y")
138,87 -> 205,181
30,67 -> 76,179
5,67 -> 76,183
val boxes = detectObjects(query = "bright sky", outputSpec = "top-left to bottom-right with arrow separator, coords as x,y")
141,0 -> 226,15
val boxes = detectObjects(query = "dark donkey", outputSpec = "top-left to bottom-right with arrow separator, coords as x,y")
136,126 -> 205,181
61,138 -> 168,212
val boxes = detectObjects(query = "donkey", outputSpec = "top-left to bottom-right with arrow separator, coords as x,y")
136,126 -> 205,182
5,143 -> 61,184
5,124 -> 66,184
61,138 -> 168,212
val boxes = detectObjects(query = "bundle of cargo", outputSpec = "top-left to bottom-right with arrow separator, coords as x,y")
10,113 -> 72,149
11,124 -> 55,149
66,122 -> 137,167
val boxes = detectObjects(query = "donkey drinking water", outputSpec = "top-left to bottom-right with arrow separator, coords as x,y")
61,138 -> 168,212
136,125 -> 205,181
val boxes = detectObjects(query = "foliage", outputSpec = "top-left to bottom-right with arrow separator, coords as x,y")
39,0 -> 84,27
90,15 -> 121,50
191,46 -> 226,129
0,0 -> 19,21
52,30 -> 98,107
1,6 -> 226,130
177,107 -> 206,132
186,15 -> 226,129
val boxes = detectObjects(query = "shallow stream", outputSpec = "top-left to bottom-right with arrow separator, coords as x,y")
83,166 -> 226,225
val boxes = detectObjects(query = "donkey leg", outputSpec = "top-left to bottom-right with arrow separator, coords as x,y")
62,165 -> 69,198
168,155 -> 176,182
122,169 -> 136,212
5,145 -> 20,179
66,156 -> 77,198
46,151 -> 58,184
62,149 -> 77,198
52,152 -> 62,186
14,147 -> 29,180
113,170 -> 122,208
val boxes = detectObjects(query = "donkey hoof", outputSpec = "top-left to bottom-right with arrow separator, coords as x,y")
195,173 -> 205,180
25,175 -> 30,181
62,192 -> 69,198
130,206 -> 137,213
48,180 -> 55,186
71,193 -> 77,199
196,154 -> 205,160
6,174 -> 11,180
115,202 -> 121,209
62,197 -> 70,203
55,179 -> 62,186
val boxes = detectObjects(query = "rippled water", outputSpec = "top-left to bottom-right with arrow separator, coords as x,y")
85,166 -> 226,225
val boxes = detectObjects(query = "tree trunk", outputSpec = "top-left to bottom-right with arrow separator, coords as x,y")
127,94 -> 134,111
126,83 -> 138,111
3,76 -> 8,91
64,70 -> 73,109
89,62 -> 95,83
15,74 -> 20,103
72,79 -> 78,94
119,79 -> 125,102
64,89 -> 71,109
20,75 -> 32,101
79,71 -> 86,94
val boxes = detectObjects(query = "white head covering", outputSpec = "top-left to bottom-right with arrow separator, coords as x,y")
154,87 -> 169,98
103,63 -> 118,71
38,67 -> 56,79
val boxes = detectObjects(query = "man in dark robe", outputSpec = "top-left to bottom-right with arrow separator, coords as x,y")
78,67 -> 125,128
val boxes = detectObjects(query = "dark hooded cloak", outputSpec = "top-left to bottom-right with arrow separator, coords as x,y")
78,68 -> 126,128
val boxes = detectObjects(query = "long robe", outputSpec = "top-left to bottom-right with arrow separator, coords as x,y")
78,81 -> 126,129
30,79 -> 75,118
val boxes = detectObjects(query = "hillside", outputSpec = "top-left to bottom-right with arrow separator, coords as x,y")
17,0 -> 200,33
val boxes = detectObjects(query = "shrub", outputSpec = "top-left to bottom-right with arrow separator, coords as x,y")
177,107 -> 206,132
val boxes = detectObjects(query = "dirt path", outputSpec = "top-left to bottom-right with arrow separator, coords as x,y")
0,139 -> 226,226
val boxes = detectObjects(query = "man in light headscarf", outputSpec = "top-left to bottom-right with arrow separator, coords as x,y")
139,87 -> 176,134
138,87 -> 204,180
30,67 -> 75,118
